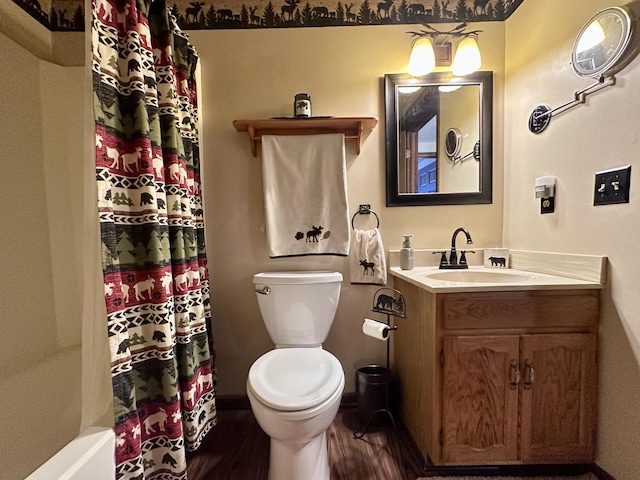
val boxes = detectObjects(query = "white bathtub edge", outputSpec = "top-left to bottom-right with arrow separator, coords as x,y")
25,426 -> 115,480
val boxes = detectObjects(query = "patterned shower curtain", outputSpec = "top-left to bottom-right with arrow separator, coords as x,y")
92,0 -> 216,478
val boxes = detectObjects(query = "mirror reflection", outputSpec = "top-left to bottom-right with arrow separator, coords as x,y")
444,128 -> 462,159
445,128 -> 480,165
385,71 -> 492,206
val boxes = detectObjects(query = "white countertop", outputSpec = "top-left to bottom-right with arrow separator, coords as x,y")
389,265 -> 604,293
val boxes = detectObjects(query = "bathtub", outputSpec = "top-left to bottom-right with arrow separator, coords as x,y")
25,426 -> 115,480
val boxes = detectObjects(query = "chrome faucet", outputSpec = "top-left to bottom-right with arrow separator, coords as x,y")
440,227 -> 473,269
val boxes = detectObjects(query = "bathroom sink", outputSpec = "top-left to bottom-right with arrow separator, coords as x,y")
389,255 -> 605,293
425,270 -> 533,283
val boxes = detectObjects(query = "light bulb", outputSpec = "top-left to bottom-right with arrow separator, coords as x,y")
452,37 -> 481,76
408,37 -> 436,77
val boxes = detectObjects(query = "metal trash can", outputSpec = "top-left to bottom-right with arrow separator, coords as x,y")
355,365 -> 395,427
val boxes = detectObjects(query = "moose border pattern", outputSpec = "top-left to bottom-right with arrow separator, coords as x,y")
11,0 -> 84,31
12,0 -> 524,32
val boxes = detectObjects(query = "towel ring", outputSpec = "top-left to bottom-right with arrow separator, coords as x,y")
351,204 -> 380,229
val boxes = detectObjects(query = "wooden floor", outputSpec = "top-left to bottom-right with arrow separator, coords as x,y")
186,407 -> 424,480
186,408 -> 598,480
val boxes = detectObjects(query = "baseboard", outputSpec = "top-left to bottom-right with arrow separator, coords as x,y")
590,463 -> 616,480
215,392 -> 358,411
340,392 -> 357,408
215,394 -> 251,410
420,463 -> 592,477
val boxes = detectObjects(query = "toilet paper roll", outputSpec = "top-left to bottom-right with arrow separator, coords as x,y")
362,318 -> 390,341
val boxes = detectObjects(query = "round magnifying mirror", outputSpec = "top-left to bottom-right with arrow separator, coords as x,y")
572,6 -> 635,78
444,128 -> 462,160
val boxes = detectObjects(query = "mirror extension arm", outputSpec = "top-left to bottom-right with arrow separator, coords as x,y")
451,139 -> 481,164
528,75 -> 616,134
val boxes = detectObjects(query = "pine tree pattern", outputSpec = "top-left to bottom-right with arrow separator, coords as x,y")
92,1 -> 217,478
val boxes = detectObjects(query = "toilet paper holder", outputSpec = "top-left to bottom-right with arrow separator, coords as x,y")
354,288 -> 406,440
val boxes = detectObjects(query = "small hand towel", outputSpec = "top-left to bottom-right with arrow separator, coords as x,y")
261,134 -> 350,258
349,228 -> 387,285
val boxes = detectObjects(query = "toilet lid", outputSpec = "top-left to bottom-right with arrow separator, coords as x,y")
248,349 -> 344,411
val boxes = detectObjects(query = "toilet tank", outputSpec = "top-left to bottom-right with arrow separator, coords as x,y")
253,271 -> 343,347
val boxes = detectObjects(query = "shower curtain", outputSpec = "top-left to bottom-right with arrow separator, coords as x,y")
92,1 -> 216,478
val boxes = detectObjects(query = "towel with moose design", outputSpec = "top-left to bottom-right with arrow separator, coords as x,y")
349,228 -> 387,285
261,134 -> 350,258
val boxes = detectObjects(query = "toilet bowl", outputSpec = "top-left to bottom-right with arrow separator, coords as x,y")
247,348 -> 345,480
247,271 -> 345,480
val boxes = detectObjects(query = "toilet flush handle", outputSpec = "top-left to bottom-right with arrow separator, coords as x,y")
255,286 -> 271,295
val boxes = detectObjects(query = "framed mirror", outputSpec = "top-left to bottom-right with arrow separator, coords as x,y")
385,71 -> 493,206
572,6 -> 636,78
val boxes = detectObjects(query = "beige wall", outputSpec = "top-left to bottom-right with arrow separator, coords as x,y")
0,27 -> 85,480
505,1 -> 640,478
189,23 -> 505,396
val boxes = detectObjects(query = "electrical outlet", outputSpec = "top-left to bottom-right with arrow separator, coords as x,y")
540,196 -> 555,214
594,166 -> 631,206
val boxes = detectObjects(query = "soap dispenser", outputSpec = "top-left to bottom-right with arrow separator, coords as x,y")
400,234 -> 414,270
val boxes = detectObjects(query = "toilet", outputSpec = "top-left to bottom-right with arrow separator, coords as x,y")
247,271 -> 345,480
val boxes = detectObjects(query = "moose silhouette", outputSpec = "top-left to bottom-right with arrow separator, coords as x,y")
186,2 -> 205,23
359,259 -> 375,275
281,0 -> 301,20
306,225 -> 323,242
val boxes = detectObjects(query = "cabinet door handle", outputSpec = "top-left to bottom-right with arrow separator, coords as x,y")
509,359 -> 521,389
523,358 -> 535,389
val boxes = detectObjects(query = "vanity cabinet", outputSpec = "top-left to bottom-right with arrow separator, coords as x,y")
393,278 -> 599,466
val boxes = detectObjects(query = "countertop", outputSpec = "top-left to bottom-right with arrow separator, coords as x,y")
389,265 -> 604,293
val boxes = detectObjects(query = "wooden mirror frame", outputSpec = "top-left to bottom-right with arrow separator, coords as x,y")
384,71 -> 493,207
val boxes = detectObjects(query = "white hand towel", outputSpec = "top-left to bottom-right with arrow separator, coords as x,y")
349,228 -> 387,285
262,134 -> 349,258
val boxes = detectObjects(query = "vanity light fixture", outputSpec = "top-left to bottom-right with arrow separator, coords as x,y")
407,23 -> 482,77
408,37 -> 436,77
452,37 -> 482,76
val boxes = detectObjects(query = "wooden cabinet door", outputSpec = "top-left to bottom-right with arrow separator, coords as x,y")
442,335 -> 520,464
519,333 -> 597,463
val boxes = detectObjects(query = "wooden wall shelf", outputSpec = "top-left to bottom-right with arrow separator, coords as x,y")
232,117 -> 378,157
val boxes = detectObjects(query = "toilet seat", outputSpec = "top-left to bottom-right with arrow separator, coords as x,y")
248,348 -> 344,411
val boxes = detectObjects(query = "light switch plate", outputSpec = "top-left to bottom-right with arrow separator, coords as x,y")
594,166 -> 631,206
